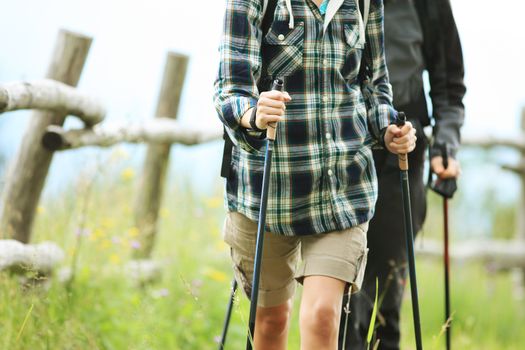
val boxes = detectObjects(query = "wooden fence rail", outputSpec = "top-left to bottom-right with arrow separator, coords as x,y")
42,120 -> 222,150
0,79 -> 105,126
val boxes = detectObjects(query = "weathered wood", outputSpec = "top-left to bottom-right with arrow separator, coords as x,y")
133,52 -> 189,259
0,240 -> 65,274
518,107 -> 525,241
416,239 -> 525,270
0,29 -> 92,242
462,134 -> 525,152
42,119 -> 222,150
501,162 -> 525,174
0,79 -> 105,126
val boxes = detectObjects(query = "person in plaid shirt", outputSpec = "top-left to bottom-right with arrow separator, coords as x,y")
214,0 -> 416,348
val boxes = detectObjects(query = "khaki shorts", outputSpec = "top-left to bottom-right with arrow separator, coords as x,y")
223,212 -> 369,307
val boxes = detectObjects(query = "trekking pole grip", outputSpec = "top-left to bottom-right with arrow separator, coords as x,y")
396,112 -> 409,171
267,78 -> 284,141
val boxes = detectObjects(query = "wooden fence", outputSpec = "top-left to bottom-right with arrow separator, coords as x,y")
0,29 -> 221,275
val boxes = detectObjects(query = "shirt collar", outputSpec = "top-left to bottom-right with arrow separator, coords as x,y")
323,0 -> 345,33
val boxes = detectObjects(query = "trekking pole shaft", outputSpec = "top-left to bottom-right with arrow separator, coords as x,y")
219,279 -> 238,350
396,112 -> 423,350
400,170 -> 423,350
246,139 -> 274,350
444,199 -> 451,350
245,78 -> 283,350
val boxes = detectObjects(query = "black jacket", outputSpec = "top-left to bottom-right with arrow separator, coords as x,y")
386,0 -> 466,158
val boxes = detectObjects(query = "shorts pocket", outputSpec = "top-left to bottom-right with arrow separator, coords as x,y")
230,248 -> 254,298
351,222 -> 369,293
263,21 -> 304,77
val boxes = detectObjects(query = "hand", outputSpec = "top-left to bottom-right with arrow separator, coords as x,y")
240,91 -> 292,130
384,122 -> 417,155
255,90 -> 292,130
431,156 -> 461,179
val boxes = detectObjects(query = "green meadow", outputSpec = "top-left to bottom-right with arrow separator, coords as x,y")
1,153 -> 524,349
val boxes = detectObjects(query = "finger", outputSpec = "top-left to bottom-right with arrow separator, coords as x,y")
432,162 -> 445,175
387,125 -> 402,138
259,105 -> 286,116
440,163 -> 460,179
260,115 -> 284,127
388,142 -> 411,154
259,97 -> 286,110
262,90 -> 290,102
399,122 -> 413,135
283,91 -> 292,101
393,133 -> 417,145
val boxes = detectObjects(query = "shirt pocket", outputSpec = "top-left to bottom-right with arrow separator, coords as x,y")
263,21 -> 305,78
341,24 -> 364,80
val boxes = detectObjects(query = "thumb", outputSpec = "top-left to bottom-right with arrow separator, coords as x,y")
431,157 -> 445,174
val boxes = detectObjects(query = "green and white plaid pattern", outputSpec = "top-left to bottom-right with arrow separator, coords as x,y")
214,0 -> 396,236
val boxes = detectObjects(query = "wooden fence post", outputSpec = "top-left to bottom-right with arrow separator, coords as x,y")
133,52 -> 189,259
0,30 -> 92,243
519,106 -> 525,242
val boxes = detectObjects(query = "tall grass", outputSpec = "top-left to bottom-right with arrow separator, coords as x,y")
1,156 -> 524,349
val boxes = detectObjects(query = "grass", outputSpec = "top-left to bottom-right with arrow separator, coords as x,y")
1,156 -> 524,349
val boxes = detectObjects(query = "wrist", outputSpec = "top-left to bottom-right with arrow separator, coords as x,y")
249,107 -> 265,132
240,108 -> 254,129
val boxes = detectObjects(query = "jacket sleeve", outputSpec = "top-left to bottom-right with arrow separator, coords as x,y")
213,0 -> 266,154
364,0 -> 397,143
425,0 -> 466,158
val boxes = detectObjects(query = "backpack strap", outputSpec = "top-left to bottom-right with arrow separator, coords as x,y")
358,0 -> 372,83
221,0 -> 278,179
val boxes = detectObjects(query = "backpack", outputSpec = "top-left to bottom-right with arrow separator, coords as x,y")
221,0 -> 371,178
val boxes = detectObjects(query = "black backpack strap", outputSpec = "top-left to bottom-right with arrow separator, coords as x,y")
221,127 -> 234,178
358,0 -> 372,83
220,0 -> 278,179
262,0 -> 278,36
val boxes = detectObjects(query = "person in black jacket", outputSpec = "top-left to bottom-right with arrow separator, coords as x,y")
339,0 -> 466,349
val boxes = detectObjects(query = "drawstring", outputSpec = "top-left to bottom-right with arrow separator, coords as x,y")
285,0 -> 295,28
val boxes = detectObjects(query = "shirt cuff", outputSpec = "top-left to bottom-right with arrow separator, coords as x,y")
368,104 -> 397,142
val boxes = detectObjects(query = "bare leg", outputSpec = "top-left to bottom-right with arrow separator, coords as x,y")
300,276 -> 346,350
254,299 -> 293,350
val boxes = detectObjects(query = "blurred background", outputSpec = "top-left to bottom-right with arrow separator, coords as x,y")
1,0 -> 524,349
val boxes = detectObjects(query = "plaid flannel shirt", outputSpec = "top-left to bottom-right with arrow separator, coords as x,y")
214,0 -> 396,236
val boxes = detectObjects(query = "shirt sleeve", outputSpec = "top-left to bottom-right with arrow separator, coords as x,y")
425,0 -> 466,159
213,0 -> 266,154
364,0 -> 397,142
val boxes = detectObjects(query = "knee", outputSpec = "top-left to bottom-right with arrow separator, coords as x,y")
257,303 -> 291,337
301,301 -> 341,338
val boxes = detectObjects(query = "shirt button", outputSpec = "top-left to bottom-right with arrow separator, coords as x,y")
323,59 -> 328,66
327,169 -> 333,176
325,133 -> 331,139
278,34 -> 285,41
322,96 -> 328,102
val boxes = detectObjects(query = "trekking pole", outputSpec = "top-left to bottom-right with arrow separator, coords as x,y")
218,279 -> 238,350
396,112 -> 423,350
443,190 -> 451,350
246,78 -> 284,350
430,143 -> 458,350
